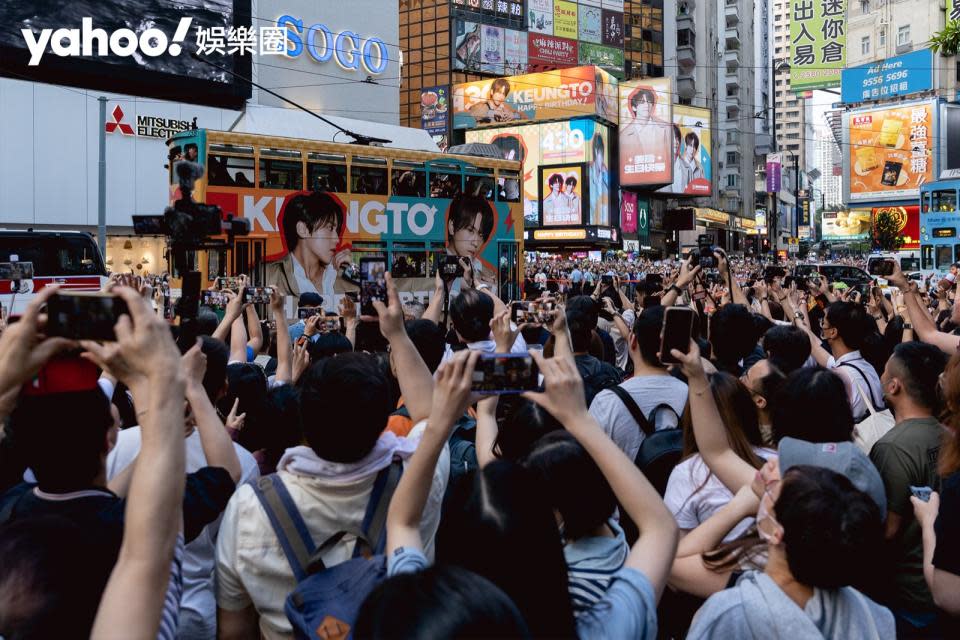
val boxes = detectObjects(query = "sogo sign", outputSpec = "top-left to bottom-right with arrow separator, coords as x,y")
277,15 -> 389,75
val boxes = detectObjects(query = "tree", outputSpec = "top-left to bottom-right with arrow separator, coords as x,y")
873,209 -> 905,252
931,19 -> 960,56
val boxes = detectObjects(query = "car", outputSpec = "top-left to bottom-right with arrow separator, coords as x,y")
793,263 -> 873,290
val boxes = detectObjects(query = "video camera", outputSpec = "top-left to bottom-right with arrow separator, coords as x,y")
694,234 -> 718,270
133,160 -> 250,248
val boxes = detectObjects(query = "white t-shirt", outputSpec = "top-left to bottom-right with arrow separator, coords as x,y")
589,375 -> 689,462
664,447 -> 777,542
826,351 -> 884,420
106,428 -> 260,640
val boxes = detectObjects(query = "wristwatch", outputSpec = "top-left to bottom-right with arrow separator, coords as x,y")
794,311 -> 804,320
903,322 -> 914,330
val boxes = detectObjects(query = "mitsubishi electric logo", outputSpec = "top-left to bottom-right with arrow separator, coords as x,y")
105,105 -> 193,138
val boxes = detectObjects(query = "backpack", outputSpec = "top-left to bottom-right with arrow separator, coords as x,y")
581,365 -> 622,407
608,386 -> 682,497
251,459 -> 402,640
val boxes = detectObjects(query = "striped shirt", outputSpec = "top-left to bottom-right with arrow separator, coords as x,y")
158,534 -> 185,640
565,519 -> 629,615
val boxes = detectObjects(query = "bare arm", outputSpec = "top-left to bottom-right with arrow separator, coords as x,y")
889,267 -> 959,353
662,258 -> 701,308
229,315 -> 248,364
339,296 -> 359,350
422,273 -> 446,326
89,289 -> 187,639
183,344 -> 242,483
244,305 -> 263,354
212,280 -> 247,343
270,292 -> 292,383
475,396 -> 499,468
913,493 -> 960,615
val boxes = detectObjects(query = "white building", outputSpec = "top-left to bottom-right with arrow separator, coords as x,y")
814,124 -> 843,209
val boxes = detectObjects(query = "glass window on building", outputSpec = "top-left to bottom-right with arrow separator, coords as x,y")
878,28 -> 886,47
861,36 -> 870,55
898,25 -> 910,46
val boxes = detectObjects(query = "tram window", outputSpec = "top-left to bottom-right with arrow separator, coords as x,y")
466,175 -> 496,199
259,158 -> 303,190
307,163 -> 347,193
351,166 -> 388,195
937,245 -> 953,269
922,246 -> 934,270
392,243 -> 429,278
934,190 -> 958,213
208,155 -> 255,187
498,170 -> 521,202
431,172 -> 462,198
901,257 -> 920,272
392,161 -> 426,197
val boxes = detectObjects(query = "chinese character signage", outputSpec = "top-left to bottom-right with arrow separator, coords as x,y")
420,86 -> 449,135
822,209 -> 871,240
579,42 -> 624,79
601,9 -> 624,47
503,28 -> 529,75
766,153 -> 782,193
847,100 -> 935,202
526,33 -> 579,72
620,190 -> 638,234
553,1 -> 578,39
619,78 -> 674,186
840,48 -> 933,104
481,25 -> 505,73
578,4 -> 603,43
872,206 -> 919,249
789,0 -> 845,91
454,65 -> 615,128
528,0 -> 554,34
657,105 -> 712,196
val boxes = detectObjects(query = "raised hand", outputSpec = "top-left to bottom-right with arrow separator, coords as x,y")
429,349 -> 480,431
373,272 -> 405,341
670,338 -> 706,382
490,309 -> 521,353
0,285 -> 76,394
522,350 -> 588,427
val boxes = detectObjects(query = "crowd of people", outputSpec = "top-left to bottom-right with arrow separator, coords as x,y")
3,248 -> 960,639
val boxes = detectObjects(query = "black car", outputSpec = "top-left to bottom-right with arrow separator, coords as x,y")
793,263 -> 873,289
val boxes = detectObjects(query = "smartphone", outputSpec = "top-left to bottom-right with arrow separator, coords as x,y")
441,255 -> 465,280
242,286 -> 273,304
910,485 -> 933,502
217,276 -> 241,291
881,161 -> 903,187
783,275 -> 796,289
659,306 -> 695,365
646,273 -> 663,289
763,266 -> 786,281
601,274 -> 614,286
511,300 -> 556,326
45,292 -> 130,341
296,335 -> 309,348
471,353 -> 540,394
201,290 -> 229,309
319,315 -> 342,333
360,258 -> 387,316
0,261 -> 34,281
868,259 -> 896,277
298,307 -> 321,320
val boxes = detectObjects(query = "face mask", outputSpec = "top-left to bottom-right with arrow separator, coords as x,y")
756,493 -> 782,543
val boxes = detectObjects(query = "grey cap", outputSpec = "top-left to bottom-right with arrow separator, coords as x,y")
778,437 -> 887,515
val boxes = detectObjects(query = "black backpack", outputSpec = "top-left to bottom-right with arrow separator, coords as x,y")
608,386 -> 682,497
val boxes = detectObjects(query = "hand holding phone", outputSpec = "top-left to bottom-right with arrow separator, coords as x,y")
359,258 -> 387,317
868,259 -> 896,277
471,353 -> 540,394
910,485 -> 933,503
659,306 -> 695,365
201,290 -> 230,310
243,286 -> 274,305
46,292 -> 131,341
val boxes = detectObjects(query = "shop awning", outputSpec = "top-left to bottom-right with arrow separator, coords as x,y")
232,107 -> 441,152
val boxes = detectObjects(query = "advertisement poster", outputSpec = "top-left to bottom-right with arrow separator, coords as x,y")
454,21 -> 482,71
454,66 -> 600,129
578,5 -> 603,43
872,206 -> 920,249
789,0 -> 845,91
542,165 -> 584,226
848,101 -> 935,201
420,86 -> 449,135
841,48 -> 933,104
619,78 -> 674,186
503,29 -> 529,75
657,105 -> 712,196
601,9 -> 624,47
481,25 -> 505,74
766,153 -> 782,193
553,1 -> 578,39
528,0 -> 554,34
466,118 -> 610,228
527,33 -> 578,71
587,126 -> 610,226
822,209 -> 871,240
579,43 -> 624,79
601,0 -> 624,9
620,190 -> 638,234
951,0 -> 960,22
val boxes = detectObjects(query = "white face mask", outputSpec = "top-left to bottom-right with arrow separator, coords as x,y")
756,493 -> 782,544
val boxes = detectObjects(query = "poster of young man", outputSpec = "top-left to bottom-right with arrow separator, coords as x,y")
619,78 -> 673,187
541,166 -> 585,226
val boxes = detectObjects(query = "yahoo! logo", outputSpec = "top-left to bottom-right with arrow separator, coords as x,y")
21,17 -> 192,66
277,15 -> 388,75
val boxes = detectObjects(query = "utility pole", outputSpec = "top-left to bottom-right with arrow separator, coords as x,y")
97,97 -> 107,258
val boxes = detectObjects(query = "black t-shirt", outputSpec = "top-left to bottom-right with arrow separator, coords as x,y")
934,471 -> 960,576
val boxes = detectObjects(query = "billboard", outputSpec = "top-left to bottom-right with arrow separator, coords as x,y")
420,86 -> 449,135
528,33 -> 578,71
847,101 -> 935,202
541,165 -> 584,226
503,29 -> 529,75
0,0 -> 252,109
789,0 -> 845,91
579,43 -> 625,79
578,5 -> 603,43
619,78 -> 674,186
553,1 -> 578,39
841,48 -> 934,104
872,206 -> 920,250
766,153 -> 782,193
481,25 -> 505,74
657,105 -> 712,196
454,20 -> 482,71
601,9 -> 624,47
529,0 -> 554,34
822,209 -> 871,241
466,118 -> 612,228
621,190 -> 638,234
453,66 -> 617,129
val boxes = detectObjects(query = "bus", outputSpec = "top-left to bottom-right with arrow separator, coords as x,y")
0,230 -> 107,315
165,129 -> 524,313
920,178 -> 960,275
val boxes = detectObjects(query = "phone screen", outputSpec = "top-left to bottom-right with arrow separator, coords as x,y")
46,293 -> 130,341
471,353 -> 540,394
202,290 -> 230,309
243,286 -> 273,304
868,260 -> 895,277
511,301 -> 556,326
659,306 -> 695,365
218,276 -> 241,291
441,255 -> 465,280
298,307 -> 321,320
360,259 -> 387,316
319,315 -> 342,333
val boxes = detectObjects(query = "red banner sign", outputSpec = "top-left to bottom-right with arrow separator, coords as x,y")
527,33 -> 578,72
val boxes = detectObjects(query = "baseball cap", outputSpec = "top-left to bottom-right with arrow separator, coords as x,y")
778,437 -> 887,515
298,292 -> 324,307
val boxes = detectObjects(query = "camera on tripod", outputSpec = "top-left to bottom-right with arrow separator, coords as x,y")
132,160 -> 250,248
692,234 -> 718,270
